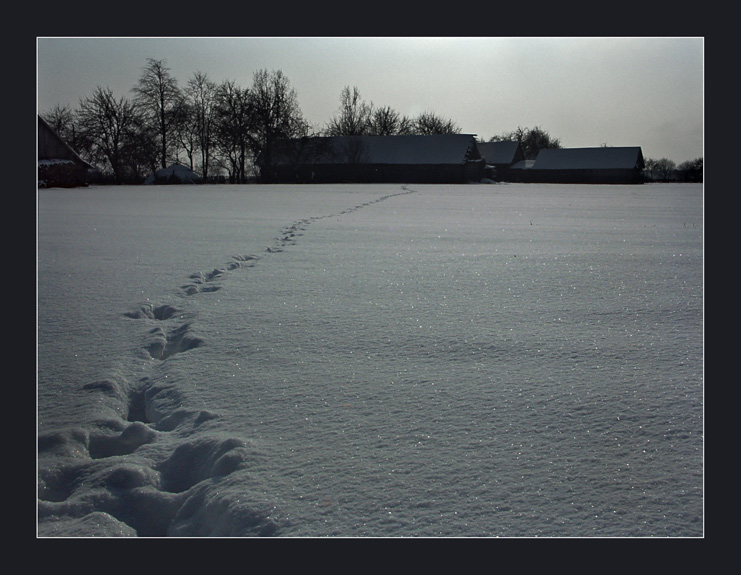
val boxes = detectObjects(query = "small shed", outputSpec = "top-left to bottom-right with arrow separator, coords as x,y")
268,134 -> 484,184
519,146 -> 645,184
143,164 -> 201,185
38,115 -> 92,188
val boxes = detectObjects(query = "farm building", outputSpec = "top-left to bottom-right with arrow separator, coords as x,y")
38,115 -> 92,188
510,146 -> 645,184
143,163 -> 201,185
264,134 -> 485,184
477,141 -> 526,181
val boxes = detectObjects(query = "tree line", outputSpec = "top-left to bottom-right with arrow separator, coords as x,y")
42,59 -> 465,184
41,58 -> 702,184
642,157 -> 703,183
44,60 -> 308,184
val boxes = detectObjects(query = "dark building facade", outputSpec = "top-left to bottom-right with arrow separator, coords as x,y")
510,146 -> 645,184
266,137 -> 645,185
266,134 -> 484,184
38,115 -> 92,188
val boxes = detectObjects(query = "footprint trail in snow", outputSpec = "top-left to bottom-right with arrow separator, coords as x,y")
37,186 -> 417,537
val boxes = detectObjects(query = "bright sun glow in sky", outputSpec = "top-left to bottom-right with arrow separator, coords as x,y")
37,37 -> 703,164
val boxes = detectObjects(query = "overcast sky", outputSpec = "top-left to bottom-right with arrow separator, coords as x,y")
36,37 -> 703,164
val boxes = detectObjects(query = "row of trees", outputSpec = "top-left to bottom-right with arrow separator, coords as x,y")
42,58 -> 703,184
324,86 -> 461,137
42,60 -> 464,184
643,157 -> 703,183
44,60 -> 311,184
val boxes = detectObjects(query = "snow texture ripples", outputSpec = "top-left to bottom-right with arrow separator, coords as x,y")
38,186 -> 420,536
37,183 -> 703,537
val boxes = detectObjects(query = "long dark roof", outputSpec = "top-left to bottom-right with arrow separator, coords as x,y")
276,134 -> 479,166
532,146 -> 644,170
38,115 -> 92,168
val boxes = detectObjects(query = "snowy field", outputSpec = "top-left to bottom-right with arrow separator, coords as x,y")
37,182 -> 703,537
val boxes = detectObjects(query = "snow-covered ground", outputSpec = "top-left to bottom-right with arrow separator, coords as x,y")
37,183 -> 703,537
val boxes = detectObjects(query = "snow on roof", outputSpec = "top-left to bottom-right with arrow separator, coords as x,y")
144,164 -> 200,185
477,141 -> 522,165
38,115 -> 93,168
532,147 -> 644,170
38,159 -> 76,166
510,159 -> 536,170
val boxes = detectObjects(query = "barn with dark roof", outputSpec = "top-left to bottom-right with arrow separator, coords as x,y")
511,146 -> 645,184
266,134 -> 484,184
38,115 -> 92,188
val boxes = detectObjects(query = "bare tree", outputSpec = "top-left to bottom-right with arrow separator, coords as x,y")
249,69 -> 308,182
122,112 -> 160,182
412,111 -> 461,135
213,79 -> 252,183
325,86 -> 374,137
132,58 -> 184,169
184,71 -> 218,179
174,100 -> 197,171
40,104 -> 78,147
75,86 -> 140,182
369,105 -> 413,136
